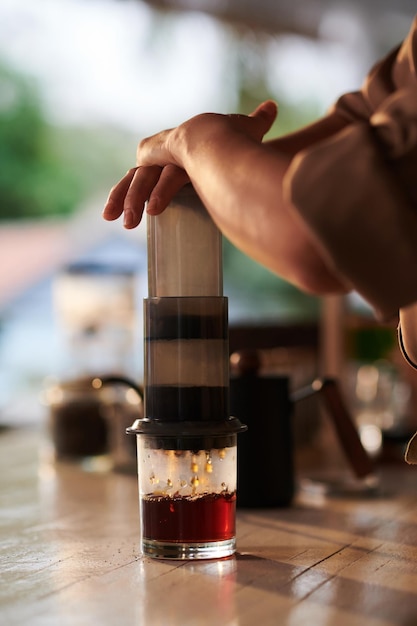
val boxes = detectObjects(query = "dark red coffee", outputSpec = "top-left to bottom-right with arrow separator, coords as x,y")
141,492 -> 236,542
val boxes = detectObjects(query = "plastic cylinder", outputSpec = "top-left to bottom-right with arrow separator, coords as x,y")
147,184 -> 223,297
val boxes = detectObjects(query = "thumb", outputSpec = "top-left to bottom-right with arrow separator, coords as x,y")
250,100 -> 278,133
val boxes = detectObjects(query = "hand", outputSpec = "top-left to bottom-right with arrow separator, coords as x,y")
102,100 -> 277,229
102,164 -> 189,229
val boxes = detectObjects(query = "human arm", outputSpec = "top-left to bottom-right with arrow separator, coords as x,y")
104,101 -> 351,295
104,15 -> 417,320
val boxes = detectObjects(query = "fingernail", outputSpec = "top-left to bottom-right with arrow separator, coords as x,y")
147,198 -> 159,214
102,200 -> 113,217
261,100 -> 277,114
124,209 -> 134,228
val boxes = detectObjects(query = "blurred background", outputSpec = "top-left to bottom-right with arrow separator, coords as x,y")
0,0 -> 416,459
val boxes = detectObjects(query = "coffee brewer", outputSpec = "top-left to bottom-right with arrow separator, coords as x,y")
128,185 -> 246,560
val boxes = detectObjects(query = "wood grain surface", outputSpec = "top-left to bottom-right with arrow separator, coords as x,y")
2,428 -> 417,626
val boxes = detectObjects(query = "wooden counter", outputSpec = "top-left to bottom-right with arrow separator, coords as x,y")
2,427 -> 417,625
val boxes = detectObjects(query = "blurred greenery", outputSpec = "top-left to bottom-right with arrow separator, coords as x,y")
0,61 -> 79,219
223,235 -> 320,321
0,60 -> 134,221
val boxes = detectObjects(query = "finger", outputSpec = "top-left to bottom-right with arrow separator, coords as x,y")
103,167 -> 138,221
123,165 -> 163,229
249,100 -> 278,134
147,165 -> 190,215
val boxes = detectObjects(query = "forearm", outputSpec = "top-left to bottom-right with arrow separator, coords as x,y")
174,118 -> 349,294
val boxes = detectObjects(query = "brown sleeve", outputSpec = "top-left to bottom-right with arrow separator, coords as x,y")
283,16 -> 417,321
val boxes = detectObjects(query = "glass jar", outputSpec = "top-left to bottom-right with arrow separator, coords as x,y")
44,376 -> 142,473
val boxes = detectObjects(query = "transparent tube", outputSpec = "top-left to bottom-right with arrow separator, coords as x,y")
147,184 -> 223,297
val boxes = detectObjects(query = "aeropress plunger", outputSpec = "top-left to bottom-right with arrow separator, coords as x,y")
127,184 -> 246,560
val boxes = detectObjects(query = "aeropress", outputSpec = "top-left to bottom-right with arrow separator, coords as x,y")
127,184 -> 247,560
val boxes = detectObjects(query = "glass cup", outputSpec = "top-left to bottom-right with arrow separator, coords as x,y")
133,431 -> 238,560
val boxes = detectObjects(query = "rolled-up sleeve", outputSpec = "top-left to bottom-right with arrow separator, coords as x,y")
283,16 -> 417,321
